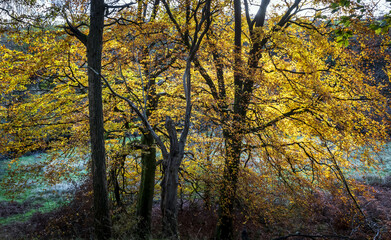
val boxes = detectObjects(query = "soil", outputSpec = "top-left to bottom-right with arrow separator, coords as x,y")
0,200 -> 41,218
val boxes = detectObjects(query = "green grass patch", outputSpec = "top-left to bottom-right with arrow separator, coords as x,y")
0,152 -> 87,225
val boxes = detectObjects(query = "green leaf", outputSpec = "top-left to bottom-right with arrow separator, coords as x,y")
340,0 -> 350,7
334,29 -> 343,35
331,2 -> 339,9
369,24 -> 379,31
343,20 -> 351,27
336,36 -> 344,42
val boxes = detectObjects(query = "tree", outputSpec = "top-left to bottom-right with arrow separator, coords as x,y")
1,0 -> 390,239
61,0 -> 123,237
38,0 -> 113,237
102,0 -> 212,236
128,2 -> 173,237
188,0 -> 390,239
86,0 -> 112,238
1,0 -> 210,237
1,0 -> 131,238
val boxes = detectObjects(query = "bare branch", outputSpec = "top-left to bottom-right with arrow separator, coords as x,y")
64,16 -> 88,46
243,0 -> 252,29
104,2 -> 136,9
276,0 -> 301,28
88,66 -> 169,159
179,0 -> 211,148
246,107 -> 310,134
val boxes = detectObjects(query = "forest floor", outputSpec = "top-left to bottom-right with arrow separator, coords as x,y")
1,181 -> 391,239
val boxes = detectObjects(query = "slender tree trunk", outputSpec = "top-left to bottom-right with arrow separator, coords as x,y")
87,0 -> 112,239
110,168 -> 122,207
137,131 -> 157,239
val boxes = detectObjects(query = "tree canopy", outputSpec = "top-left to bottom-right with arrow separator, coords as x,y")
0,0 -> 390,239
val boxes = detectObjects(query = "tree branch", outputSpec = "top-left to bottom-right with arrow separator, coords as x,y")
246,107 -> 310,134
88,66 -> 169,159
104,2 -> 136,9
252,0 -> 271,29
64,16 -> 88,46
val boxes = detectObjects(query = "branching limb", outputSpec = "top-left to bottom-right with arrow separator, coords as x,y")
88,66 -> 169,159
193,58 -> 219,101
252,0 -> 271,29
179,0 -> 211,149
64,15 -> 88,46
104,2 -> 136,9
246,107 -> 310,134
276,0 -> 301,28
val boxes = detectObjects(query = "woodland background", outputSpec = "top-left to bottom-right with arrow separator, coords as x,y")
1,0 -> 391,239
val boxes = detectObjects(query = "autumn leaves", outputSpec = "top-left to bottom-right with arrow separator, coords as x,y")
1,0 -> 390,239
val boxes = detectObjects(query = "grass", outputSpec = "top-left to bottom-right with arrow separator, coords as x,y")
0,142 -> 390,227
0,152 -> 87,225
348,142 -> 391,184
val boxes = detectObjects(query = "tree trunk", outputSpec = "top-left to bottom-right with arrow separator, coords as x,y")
216,0 -> 243,238
110,168 -> 122,207
87,0 -> 112,239
136,58 -> 158,238
216,129 -> 242,240
137,132 -> 157,239
159,116 -> 184,239
161,154 -> 181,239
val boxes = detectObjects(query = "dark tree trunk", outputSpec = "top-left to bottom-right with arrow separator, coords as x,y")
216,129 -> 242,240
136,55 -> 158,238
160,116 -> 183,240
215,0 -> 243,238
161,154 -> 181,239
136,131 -> 157,239
110,168 -> 122,207
87,0 -> 112,239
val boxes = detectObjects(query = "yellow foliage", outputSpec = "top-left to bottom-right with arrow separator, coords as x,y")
0,1 -> 390,233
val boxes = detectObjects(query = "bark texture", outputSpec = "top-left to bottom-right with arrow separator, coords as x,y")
160,116 -> 183,239
87,0 -> 112,239
137,132 -> 156,239
136,47 -> 158,238
216,130 -> 242,240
